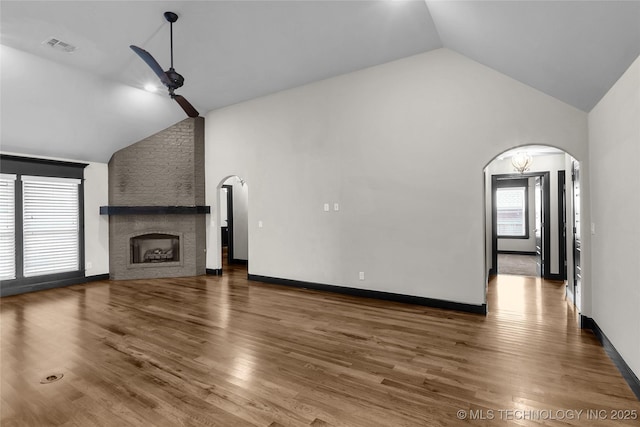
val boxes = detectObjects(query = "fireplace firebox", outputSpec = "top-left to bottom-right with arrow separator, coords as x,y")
130,233 -> 180,265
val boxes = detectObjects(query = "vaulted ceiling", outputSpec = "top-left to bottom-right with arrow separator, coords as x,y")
1,1 -> 639,162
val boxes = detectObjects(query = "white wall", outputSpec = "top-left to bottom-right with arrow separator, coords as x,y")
83,162 -> 109,276
205,48 -> 588,306
0,152 -> 109,277
588,55 -> 640,378
232,181 -> 249,260
220,187 -> 228,226
1,45 -> 184,163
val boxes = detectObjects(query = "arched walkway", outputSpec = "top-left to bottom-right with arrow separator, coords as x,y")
484,145 -> 582,311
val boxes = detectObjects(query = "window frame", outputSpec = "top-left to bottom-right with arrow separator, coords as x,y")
0,173 -> 17,280
494,178 -> 530,240
0,155 -> 87,294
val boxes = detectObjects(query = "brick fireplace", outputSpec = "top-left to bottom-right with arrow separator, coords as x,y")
103,117 -> 208,280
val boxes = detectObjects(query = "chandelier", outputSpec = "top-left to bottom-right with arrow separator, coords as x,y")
511,152 -> 533,174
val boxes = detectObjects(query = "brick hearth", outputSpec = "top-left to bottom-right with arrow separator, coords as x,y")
107,117 -> 206,280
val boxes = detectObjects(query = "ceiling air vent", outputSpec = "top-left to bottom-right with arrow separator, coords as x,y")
43,37 -> 77,53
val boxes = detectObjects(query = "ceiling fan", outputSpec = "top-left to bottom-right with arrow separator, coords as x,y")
130,11 -> 199,118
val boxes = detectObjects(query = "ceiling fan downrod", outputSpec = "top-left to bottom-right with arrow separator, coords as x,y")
164,12 -> 178,70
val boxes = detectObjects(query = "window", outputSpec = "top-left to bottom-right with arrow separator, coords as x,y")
0,155 -> 86,295
0,174 -> 16,280
496,186 -> 528,238
22,176 -> 81,277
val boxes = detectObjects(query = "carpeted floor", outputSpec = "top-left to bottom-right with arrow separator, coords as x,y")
497,253 -> 539,277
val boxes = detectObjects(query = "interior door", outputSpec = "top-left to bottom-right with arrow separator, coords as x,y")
559,171 -> 567,281
220,186 -> 229,247
572,162 -> 582,309
534,176 -> 544,277
222,184 -> 234,265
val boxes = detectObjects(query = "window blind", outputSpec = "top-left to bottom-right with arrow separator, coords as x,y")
0,174 -> 16,280
22,176 -> 80,277
496,187 -> 526,237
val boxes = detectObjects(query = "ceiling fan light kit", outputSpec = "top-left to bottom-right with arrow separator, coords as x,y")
130,11 -> 199,118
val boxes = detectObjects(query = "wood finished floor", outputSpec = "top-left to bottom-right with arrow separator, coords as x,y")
1,269 -> 639,426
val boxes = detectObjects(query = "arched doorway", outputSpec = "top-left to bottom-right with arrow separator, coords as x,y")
484,145 -> 582,309
218,176 -> 249,269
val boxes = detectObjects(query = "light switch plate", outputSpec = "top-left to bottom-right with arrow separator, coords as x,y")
324,203 -> 330,212
334,203 -> 339,211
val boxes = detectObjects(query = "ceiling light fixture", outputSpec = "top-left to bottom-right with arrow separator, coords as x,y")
144,83 -> 158,93
511,152 -> 533,174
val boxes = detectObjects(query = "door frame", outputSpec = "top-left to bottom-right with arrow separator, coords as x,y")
571,161 -> 581,308
491,172 -> 550,278
222,184 -> 234,265
535,176 -> 543,277
558,171 -> 567,281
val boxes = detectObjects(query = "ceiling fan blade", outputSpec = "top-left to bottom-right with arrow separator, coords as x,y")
130,45 -> 170,86
173,95 -> 199,117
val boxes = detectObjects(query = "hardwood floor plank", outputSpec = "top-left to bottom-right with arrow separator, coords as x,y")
2,270 -> 639,426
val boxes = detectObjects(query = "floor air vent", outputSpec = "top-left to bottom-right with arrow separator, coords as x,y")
40,373 -> 64,384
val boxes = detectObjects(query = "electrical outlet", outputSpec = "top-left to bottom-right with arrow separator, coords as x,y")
86,261 -> 93,270
359,271 -> 365,280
